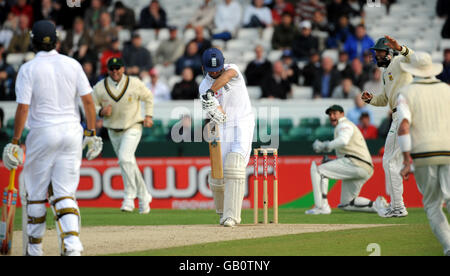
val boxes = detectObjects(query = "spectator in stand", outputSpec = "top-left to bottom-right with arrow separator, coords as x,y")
139,0 -> 167,29
175,41 -> 203,78
313,56 -> 341,98
7,14 -> 31,53
271,0 -> 295,26
0,43 -> 16,101
92,11 -> 118,54
243,0 -> 273,28
122,31 -> 153,77
343,24 -> 374,62
185,0 -> 216,32
99,37 -> 122,76
362,50 -> 376,77
0,12 -> 17,49
0,108 -> 9,141
171,67 -> 199,100
437,0 -> 450,38
52,0 -> 87,30
332,77 -> 361,99
84,0 -> 107,31
261,60 -> 292,99
292,20 -> 319,62
347,0 -> 363,17
33,0 -> 60,23
146,68 -> 171,103
326,0 -> 352,27
280,49 -> 300,85
296,0 -> 326,22
60,17 -> 92,60
350,58 -> 370,91
363,67 -> 383,95
271,12 -> 299,50
0,0 -> 11,26
311,10 -> 329,33
326,14 -> 354,49
154,26 -> 185,66
112,1 -> 136,31
11,0 -> 33,28
335,50 -> 352,77
437,49 -> 450,83
212,0 -> 242,41
189,26 -> 212,55
81,60 -> 99,87
146,68 -> 171,102
346,94 -> 373,125
302,50 -> 321,86
358,112 -> 378,139
244,44 -> 272,86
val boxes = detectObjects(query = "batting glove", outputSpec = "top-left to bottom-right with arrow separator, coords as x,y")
208,108 -> 227,125
82,130 -> 103,160
201,91 -> 218,111
2,143 -> 24,170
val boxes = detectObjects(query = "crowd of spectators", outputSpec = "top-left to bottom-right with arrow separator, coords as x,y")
0,0 -> 448,138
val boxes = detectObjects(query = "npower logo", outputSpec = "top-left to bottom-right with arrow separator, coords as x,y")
67,0 -> 81,8
17,166 -> 267,200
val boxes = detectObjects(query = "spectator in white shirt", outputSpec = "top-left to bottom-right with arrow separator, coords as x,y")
146,68 -> 171,102
243,0 -> 273,28
212,0 -> 242,41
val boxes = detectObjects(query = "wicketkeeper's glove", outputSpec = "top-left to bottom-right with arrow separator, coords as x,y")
312,139 -> 331,153
82,129 -> 103,160
2,142 -> 24,170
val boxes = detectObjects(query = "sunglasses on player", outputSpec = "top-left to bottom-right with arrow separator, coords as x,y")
108,65 -> 122,71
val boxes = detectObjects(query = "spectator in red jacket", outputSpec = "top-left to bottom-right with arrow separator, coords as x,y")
11,0 -> 33,28
271,0 -> 295,25
358,112 -> 378,139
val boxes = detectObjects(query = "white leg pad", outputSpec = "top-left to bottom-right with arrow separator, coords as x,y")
26,202 -> 47,256
208,173 -> 224,215
339,197 -> 376,213
311,162 -> 328,208
222,152 -> 246,225
52,198 -> 84,255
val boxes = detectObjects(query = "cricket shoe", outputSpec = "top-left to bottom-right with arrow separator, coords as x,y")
378,206 -> 408,218
305,204 -> 331,215
120,199 -> 135,212
223,217 -> 237,227
139,194 -> 152,214
63,250 -> 82,256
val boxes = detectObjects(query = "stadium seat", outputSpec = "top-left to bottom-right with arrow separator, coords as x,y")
236,28 -> 260,41
292,86 -> 313,99
313,126 -> 334,141
278,118 -> 293,133
299,117 -> 321,129
286,127 -> 314,141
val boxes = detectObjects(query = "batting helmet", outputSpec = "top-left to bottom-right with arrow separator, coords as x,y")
371,37 -> 394,68
202,48 -> 224,72
370,37 -> 391,52
30,20 -> 57,45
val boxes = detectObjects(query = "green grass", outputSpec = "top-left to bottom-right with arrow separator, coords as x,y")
12,207 -> 449,256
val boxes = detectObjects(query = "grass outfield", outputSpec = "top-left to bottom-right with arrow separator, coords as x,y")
12,207 -> 449,256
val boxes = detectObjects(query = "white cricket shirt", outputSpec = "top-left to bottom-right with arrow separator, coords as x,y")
15,50 -> 92,129
199,64 -> 254,127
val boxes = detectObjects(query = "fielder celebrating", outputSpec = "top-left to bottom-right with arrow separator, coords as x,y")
1,20 -> 102,256
361,35 -> 414,217
92,57 -> 154,214
308,105 -> 387,215
396,52 -> 450,256
200,47 -> 255,227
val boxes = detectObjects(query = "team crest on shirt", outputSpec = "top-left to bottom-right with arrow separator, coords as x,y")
388,72 -> 393,81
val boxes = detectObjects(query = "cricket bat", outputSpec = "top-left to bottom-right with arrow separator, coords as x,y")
203,91 -> 223,179
0,165 -> 18,255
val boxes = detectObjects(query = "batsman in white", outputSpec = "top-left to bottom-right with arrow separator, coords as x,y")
308,105 -> 388,215
1,20 -> 103,256
199,47 -> 255,227
92,57 -> 154,214
361,35 -> 414,217
396,52 -> 450,256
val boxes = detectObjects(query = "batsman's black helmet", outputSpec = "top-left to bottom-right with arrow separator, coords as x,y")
31,20 -> 57,45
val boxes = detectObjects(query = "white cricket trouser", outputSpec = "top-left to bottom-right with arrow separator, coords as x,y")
383,112 -> 405,209
23,122 -> 84,254
219,120 -> 255,165
414,164 -> 450,255
108,125 -> 151,202
318,158 -> 373,205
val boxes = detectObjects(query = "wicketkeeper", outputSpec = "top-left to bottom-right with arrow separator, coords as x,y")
361,35 -> 414,217
396,52 -> 450,256
307,105 -> 388,215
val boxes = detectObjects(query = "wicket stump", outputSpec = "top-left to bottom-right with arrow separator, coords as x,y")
253,148 -> 278,224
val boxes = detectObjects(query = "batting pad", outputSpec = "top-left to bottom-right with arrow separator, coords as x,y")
310,161 -> 328,208
208,174 -> 224,215
222,152 -> 246,224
